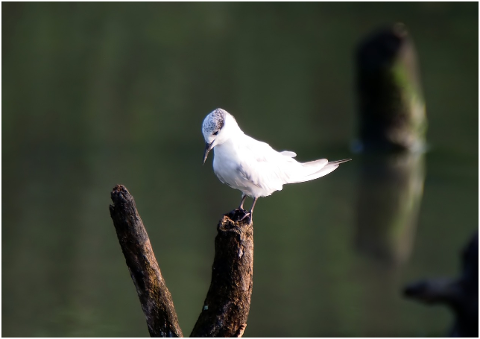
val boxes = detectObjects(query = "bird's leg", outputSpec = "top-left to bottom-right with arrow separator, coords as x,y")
238,194 -> 247,210
250,197 -> 258,216
239,197 -> 257,223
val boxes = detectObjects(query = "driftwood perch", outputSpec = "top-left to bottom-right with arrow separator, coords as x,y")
191,209 -> 254,337
109,185 -> 254,337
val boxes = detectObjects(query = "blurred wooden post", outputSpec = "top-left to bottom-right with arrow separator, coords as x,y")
354,22 -> 427,153
109,185 -> 253,337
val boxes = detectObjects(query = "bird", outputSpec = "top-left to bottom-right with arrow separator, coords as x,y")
202,108 -> 351,222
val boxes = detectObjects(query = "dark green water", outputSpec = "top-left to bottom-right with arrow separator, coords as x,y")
3,3 -> 477,336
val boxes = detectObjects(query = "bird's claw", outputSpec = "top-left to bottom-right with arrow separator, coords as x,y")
228,208 -> 252,223
238,211 -> 252,223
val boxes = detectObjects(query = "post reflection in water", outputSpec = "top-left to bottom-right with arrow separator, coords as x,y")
354,150 -> 425,266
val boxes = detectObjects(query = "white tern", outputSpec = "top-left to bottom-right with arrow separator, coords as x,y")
202,108 -> 351,221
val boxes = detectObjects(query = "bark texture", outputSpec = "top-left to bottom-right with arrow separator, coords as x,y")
191,209 -> 254,337
109,184 -> 183,337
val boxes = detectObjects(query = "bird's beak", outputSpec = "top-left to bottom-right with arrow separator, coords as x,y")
203,141 -> 214,165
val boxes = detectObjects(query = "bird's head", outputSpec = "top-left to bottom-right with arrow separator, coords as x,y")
202,108 -> 228,163
202,108 -> 236,164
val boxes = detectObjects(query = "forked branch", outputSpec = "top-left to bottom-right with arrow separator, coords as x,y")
109,185 -> 253,337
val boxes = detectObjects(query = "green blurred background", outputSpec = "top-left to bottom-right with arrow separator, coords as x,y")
2,2 -> 477,336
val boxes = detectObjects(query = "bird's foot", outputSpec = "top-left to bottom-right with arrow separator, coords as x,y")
227,208 -> 252,224
238,211 -> 252,223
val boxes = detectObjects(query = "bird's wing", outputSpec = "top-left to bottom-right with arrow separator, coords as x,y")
238,135 -> 348,188
237,136 -> 300,193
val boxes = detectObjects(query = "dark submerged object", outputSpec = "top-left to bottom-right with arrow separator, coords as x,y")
403,233 -> 478,337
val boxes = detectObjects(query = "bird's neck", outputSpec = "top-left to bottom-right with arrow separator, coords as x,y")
214,130 -> 244,157
218,122 -> 244,144
224,114 -> 244,135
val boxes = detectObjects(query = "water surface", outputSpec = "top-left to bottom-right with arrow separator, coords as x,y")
3,3 -> 477,336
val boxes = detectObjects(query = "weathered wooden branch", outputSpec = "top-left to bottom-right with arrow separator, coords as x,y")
191,209 -> 254,337
109,185 -> 254,337
109,185 -> 183,337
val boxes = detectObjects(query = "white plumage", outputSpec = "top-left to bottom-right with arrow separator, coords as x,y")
202,108 -> 350,220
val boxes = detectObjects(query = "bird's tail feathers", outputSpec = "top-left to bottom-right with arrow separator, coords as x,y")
289,158 -> 351,183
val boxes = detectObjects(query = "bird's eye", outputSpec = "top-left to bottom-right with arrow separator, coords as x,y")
213,131 -> 219,136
